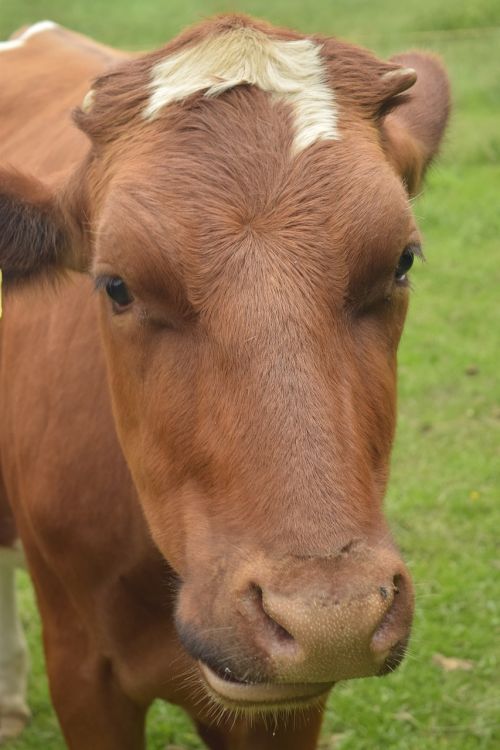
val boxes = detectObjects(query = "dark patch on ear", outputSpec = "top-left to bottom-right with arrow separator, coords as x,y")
0,170 -> 69,283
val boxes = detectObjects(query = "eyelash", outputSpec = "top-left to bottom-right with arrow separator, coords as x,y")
94,275 -> 115,291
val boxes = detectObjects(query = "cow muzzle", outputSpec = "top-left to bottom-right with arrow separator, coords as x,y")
177,543 -> 414,709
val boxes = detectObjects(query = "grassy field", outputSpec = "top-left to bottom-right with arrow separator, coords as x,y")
2,0 -> 499,748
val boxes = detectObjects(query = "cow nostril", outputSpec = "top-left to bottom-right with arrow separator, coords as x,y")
247,583 -> 295,647
371,573 -> 413,661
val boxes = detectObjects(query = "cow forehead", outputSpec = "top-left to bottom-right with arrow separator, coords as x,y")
142,26 -> 339,154
96,119 -> 411,318
87,19 -> 415,303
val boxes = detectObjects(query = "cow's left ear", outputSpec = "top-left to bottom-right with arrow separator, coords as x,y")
0,168 -> 86,284
381,52 -> 450,196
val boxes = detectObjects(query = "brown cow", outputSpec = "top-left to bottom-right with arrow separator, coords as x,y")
0,15 -> 449,750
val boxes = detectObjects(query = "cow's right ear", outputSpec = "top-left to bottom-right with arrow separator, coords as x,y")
0,168 -> 86,283
380,53 -> 450,196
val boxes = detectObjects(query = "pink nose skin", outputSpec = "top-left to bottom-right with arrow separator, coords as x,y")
237,546 -> 414,685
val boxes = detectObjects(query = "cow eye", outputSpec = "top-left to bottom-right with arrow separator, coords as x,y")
105,277 -> 134,309
395,247 -> 415,282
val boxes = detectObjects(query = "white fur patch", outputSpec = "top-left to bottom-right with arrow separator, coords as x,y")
144,27 -> 339,153
0,20 -> 58,52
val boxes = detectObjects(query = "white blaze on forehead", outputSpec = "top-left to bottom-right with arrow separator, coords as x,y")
0,20 -> 58,52
144,27 -> 339,153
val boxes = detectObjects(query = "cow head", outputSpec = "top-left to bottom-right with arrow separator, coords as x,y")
0,16 -> 449,711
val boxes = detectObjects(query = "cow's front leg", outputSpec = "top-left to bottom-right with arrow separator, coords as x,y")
195,703 -> 325,750
42,615 -> 147,750
24,551 -> 147,750
0,544 -> 30,744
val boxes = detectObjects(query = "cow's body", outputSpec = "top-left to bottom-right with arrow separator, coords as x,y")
0,17 -> 449,750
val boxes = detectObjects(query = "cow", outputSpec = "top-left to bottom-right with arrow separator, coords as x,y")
0,15 -> 449,750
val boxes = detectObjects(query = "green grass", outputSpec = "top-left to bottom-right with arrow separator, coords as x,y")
2,0 -> 500,748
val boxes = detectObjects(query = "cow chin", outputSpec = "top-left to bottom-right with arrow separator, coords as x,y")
174,616 -> 331,712
198,661 -> 332,712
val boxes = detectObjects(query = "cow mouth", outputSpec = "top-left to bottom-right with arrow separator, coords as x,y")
198,661 -> 331,708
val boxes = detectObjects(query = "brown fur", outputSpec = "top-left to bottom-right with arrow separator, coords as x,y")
0,16 -> 449,750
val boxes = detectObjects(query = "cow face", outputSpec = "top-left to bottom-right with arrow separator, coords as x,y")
0,19 -> 449,710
